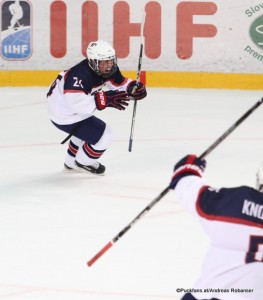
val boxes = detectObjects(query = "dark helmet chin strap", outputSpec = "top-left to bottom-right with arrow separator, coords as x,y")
87,59 -> 99,73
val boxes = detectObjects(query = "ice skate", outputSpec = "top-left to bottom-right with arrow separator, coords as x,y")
64,163 -> 76,171
75,160 -> 105,175
64,154 -> 78,171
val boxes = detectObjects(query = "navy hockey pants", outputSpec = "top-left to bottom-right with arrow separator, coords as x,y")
52,116 -> 106,145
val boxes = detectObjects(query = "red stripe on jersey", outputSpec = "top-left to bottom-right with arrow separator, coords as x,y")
64,89 -> 85,94
107,77 -> 129,86
196,186 -> 263,229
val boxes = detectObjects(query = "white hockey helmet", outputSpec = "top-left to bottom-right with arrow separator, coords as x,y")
86,40 -> 117,78
256,162 -> 263,192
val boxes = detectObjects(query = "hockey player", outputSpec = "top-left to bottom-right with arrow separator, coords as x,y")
47,40 -> 147,175
170,155 -> 263,300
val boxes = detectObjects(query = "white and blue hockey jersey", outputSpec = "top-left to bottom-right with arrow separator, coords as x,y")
47,59 -> 131,125
175,175 -> 263,300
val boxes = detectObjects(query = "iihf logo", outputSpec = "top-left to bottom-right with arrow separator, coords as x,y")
0,0 -> 32,60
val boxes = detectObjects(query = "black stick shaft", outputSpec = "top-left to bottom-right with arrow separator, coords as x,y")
128,13 -> 146,152
199,98 -> 263,159
87,98 -> 263,267
128,100 -> 138,152
112,186 -> 170,243
87,186 -> 170,267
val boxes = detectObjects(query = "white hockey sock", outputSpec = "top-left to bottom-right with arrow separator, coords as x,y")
64,136 -> 83,168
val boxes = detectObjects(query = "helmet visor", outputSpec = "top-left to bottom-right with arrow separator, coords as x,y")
98,58 -> 117,78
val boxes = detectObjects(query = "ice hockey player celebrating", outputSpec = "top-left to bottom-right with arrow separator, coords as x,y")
47,40 -> 147,175
170,155 -> 263,300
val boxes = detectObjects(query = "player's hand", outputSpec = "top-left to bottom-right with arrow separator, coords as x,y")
95,90 -> 130,110
126,80 -> 147,100
170,154 -> 206,189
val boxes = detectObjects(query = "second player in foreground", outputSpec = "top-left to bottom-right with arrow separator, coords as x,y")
170,154 -> 263,300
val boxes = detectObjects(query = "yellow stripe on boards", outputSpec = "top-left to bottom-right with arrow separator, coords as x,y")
145,72 -> 263,90
0,71 -> 59,87
0,70 -> 263,90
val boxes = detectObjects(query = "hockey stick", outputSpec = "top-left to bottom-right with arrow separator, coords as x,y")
128,12 -> 146,152
198,97 -> 263,159
60,123 -> 81,144
87,185 -> 170,267
87,98 -> 263,267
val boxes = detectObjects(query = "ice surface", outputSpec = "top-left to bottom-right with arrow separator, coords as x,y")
0,87 -> 262,299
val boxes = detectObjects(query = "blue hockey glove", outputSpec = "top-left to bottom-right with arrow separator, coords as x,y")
95,90 -> 130,110
170,154 -> 206,189
126,80 -> 147,100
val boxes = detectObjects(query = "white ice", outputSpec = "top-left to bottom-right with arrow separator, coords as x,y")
0,87 -> 262,299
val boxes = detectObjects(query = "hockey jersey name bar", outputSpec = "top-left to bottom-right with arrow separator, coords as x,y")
242,199 -> 263,220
